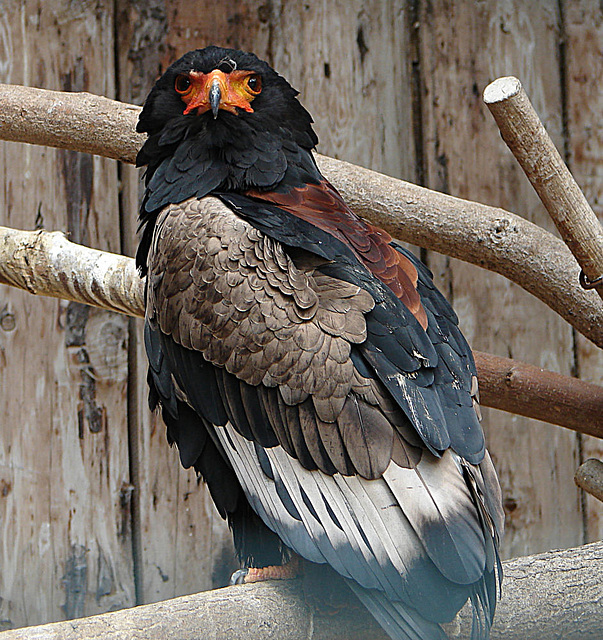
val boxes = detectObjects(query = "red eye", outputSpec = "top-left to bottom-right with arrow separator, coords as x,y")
175,74 -> 192,94
246,74 -> 262,94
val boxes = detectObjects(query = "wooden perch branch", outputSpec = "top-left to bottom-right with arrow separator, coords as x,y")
1,225 -> 602,439
0,84 -> 602,346
1,541 -> 602,640
449,541 -> 603,640
477,352 -> 603,440
0,225 -> 144,317
484,77 -> 603,301
0,84 -> 144,163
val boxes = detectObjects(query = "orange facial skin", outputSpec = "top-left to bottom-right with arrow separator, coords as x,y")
175,69 -> 262,116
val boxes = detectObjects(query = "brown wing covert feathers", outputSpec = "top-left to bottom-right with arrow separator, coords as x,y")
146,196 -> 423,479
246,180 -> 428,329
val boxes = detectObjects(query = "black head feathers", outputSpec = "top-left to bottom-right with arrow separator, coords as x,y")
136,46 -> 317,149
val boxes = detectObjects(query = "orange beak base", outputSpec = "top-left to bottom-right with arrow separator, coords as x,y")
181,70 -> 256,117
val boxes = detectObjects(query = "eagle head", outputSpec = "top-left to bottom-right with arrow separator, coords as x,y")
136,46 -> 318,158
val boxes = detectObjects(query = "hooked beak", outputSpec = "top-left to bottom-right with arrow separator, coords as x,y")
209,78 -> 221,119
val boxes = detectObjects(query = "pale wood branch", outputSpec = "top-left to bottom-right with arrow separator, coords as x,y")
0,225 -> 144,317
1,225 -> 602,439
448,541 -> 603,640
0,84 -> 601,346
0,84 -> 144,162
0,542 -> 601,640
484,76 -> 603,301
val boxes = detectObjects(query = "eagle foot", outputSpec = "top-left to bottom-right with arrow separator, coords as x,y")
230,555 -> 300,585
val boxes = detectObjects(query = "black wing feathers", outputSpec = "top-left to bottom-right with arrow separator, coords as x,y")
399,244 -> 485,463
159,328 -> 229,427
146,322 -> 287,567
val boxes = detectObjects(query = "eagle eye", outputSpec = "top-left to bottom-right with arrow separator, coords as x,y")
175,74 -> 192,94
246,74 -> 262,94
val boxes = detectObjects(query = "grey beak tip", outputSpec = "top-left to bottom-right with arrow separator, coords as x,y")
210,80 -> 221,119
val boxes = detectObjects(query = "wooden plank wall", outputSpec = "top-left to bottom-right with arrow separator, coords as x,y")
418,0 -> 582,558
0,0 -> 134,630
0,0 -> 601,630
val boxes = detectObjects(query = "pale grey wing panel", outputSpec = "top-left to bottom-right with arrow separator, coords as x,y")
212,425 -> 327,565
212,423 -> 485,623
383,451 -> 487,585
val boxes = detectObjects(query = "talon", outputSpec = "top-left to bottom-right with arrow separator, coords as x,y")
229,569 -> 249,585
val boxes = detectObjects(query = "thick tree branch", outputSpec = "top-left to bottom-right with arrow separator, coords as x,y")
0,542 -> 601,640
0,225 -> 144,316
448,541 -> 603,640
0,84 -> 601,346
477,352 -> 603,439
1,225 -> 602,439
484,77 -> 603,301
0,84 -> 144,162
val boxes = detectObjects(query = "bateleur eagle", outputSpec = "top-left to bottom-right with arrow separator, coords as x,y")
136,46 -> 504,640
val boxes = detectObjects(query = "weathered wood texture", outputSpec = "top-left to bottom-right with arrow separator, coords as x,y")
1,0 -> 601,632
476,351 -> 603,439
575,459 -> 603,503
4,87 -> 603,344
0,0 -> 134,631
